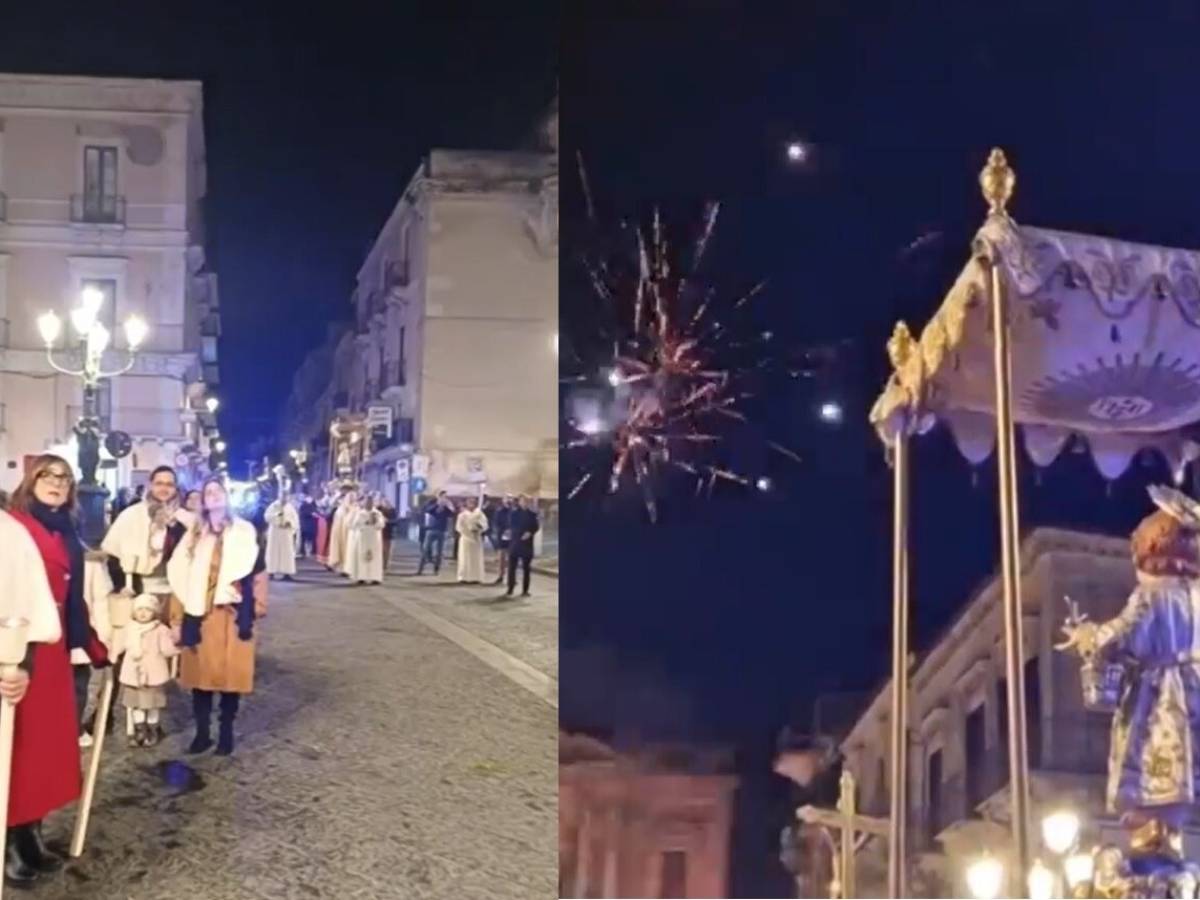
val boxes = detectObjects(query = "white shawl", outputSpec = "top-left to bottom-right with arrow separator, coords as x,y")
0,510 -> 60,647
167,517 -> 259,618
102,501 -> 196,575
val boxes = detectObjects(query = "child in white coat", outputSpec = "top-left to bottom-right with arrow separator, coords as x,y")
118,594 -> 180,747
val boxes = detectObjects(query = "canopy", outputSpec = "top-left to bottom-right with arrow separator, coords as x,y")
871,215 -> 1200,480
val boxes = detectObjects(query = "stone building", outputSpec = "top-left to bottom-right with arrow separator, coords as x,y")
559,732 -> 739,899
833,527 -> 1150,897
280,99 -> 557,524
0,73 -> 219,491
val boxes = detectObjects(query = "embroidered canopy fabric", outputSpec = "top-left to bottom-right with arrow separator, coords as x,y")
870,216 -> 1200,479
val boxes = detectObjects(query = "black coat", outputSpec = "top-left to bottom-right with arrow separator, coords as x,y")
508,508 -> 539,558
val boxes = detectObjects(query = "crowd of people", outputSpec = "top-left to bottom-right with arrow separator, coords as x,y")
0,457 -> 267,888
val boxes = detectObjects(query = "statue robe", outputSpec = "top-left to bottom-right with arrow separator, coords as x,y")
1097,572 -> 1200,813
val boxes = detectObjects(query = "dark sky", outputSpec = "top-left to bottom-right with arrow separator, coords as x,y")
0,1 -> 558,461
561,4 -> 1200,895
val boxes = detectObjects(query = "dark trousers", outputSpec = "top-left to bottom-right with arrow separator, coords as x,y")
73,664 -> 91,731
301,532 -> 316,557
193,689 -> 240,727
418,530 -> 447,573
507,553 -> 532,595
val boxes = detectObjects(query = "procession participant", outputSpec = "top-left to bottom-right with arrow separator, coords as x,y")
183,489 -> 201,514
378,494 -> 397,574
264,494 -> 300,581
346,495 -> 386,585
340,493 -> 362,579
505,495 -> 540,598
298,495 -> 318,558
118,595 -> 179,748
455,496 -> 488,585
416,492 -> 456,576
101,465 -> 192,738
167,476 -> 267,757
489,495 -> 516,585
4,455 -> 109,885
74,550 -> 117,748
326,490 -> 355,573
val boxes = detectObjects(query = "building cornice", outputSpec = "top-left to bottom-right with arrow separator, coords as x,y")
0,73 -> 200,116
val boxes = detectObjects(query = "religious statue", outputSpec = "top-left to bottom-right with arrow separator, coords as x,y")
1059,485 -> 1200,885
336,442 -> 352,475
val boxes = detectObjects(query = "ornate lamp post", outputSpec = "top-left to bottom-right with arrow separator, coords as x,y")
38,286 -> 148,544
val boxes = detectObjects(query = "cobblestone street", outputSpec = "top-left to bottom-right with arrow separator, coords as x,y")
35,550 -> 559,900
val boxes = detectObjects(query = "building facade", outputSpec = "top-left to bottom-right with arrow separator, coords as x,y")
832,527 -> 1149,897
559,733 -> 739,899
0,73 -> 219,491
281,101 -> 557,524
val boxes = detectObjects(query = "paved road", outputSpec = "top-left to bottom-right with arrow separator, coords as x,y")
36,557 -> 558,900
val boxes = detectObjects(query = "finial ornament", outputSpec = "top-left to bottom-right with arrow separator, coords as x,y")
887,321 -> 915,370
980,148 -> 1015,217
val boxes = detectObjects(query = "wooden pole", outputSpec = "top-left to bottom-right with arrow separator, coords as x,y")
71,668 -> 115,858
0,664 -> 21,900
988,243 -> 1032,878
888,431 -> 910,898
839,770 -> 857,899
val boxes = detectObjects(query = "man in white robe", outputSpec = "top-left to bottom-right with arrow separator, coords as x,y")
265,496 -> 300,580
340,495 -> 361,578
455,497 -> 488,584
326,491 -> 355,573
346,498 -> 385,584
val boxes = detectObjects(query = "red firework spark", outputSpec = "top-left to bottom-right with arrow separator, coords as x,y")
565,190 -> 800,522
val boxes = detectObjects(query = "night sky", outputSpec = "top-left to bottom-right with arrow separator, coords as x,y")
0,1 -> 557,462
561,4 -> 1200,895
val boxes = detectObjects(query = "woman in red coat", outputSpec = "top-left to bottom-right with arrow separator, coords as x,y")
2,454 -> 108,887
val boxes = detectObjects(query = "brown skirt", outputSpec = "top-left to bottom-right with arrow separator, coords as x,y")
170,601 -> 256,695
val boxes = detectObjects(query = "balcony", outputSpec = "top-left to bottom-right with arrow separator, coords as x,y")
70,193 -> 126,225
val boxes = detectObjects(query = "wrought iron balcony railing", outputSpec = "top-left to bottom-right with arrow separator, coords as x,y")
70,193 -> 126,225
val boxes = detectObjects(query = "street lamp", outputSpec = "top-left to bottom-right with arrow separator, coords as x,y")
205,396 -> 220,414
1042,809 -> 1081,856
1063,853 -> 1095,896
966,854 -> 1005,900
40,287 -> 149,543
1028,859 -> 1056,900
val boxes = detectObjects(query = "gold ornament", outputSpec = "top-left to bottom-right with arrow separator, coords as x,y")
980,148 -> 1015,217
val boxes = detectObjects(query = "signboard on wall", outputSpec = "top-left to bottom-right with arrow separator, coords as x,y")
411,454 -> 430,479
366,406 -> 393,438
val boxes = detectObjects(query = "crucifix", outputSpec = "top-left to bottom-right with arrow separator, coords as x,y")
796,771 -> 888,899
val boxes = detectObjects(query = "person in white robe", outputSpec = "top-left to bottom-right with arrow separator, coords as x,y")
265,496 -> 300,579
74,551 -> 118,746
346,497 -> 385,584
455,497 -> 488,584
326,491 -> 355,573
340,495 -> 362,578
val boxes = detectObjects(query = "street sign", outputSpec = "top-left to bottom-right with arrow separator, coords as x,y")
366,405 -> 393,438
104,431 -> 133,459
411,454 -> 430,479
411,477 -> 427,493
395,459 -> 410,481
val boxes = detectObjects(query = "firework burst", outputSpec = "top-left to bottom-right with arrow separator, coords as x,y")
563,160 -> 805,522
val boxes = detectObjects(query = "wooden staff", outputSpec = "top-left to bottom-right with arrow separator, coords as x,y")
0,617 -> 31,900
70,668 -> 115,858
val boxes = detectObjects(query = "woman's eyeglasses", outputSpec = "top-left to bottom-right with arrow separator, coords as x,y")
38,470 -> 74,485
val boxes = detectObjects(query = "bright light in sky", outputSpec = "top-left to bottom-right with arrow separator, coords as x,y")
579,418 -> 605,435
756,477 -> 772,492
819,401 -> 844,424
786,141 -> 807,162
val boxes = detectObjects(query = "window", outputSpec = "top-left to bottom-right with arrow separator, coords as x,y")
80,278 -> 117,331
83,146 -> 119,222
660,851 -> 687,898
965,704 -> 987,809
927,747 -> 943,840
397,326 -> 406,386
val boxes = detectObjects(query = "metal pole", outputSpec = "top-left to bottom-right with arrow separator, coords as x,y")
989,258 -> 1032,877
839,769 -> 857,900
888,431 -> 909,898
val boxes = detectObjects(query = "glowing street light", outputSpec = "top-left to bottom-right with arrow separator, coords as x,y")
607,368 -> 622,387
1064,852 -> 1095,892
578,418 -> 604,436
756,476 -> 772,492
966,855 -> 1004,900
1027,859 -> 1055,900
37,311 -> 62,346
786,141 -> 807,163
214,440 -> 227,453
1042,809 -> 1081,856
